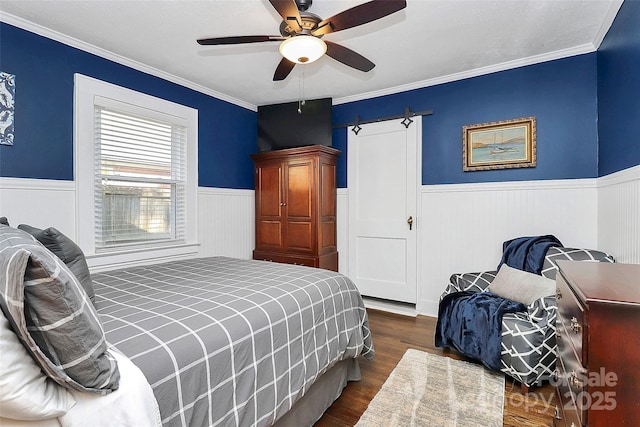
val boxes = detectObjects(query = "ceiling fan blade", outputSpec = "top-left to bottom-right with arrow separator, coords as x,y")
269,0 -> 303,33
197,35 -> 284,45
312,0 -> 407,36
273,57 -> 296,81
325,41 -> 375,72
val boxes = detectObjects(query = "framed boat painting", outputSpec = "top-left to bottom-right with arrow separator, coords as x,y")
463,117 -> 536,171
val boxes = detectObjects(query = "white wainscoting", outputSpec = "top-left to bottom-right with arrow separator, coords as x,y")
334,178 -> 614,317
0,177 -> 77,238
0,178 -> 255,268
3,170 -> 637,310
598,165 -> 640,264
417,179 -> 599,316
336,188 -> 349,275
197,187 -> 255,260
319,172 -> 638,316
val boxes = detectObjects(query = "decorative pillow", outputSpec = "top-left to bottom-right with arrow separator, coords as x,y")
17,224 -> 95,304
0,217 -> 9,226
487,264 -> 556,305
0,225 -> 119,394
0,313 -> 76,420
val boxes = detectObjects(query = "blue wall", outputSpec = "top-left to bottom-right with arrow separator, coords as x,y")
0,23 -> 257,189
597,0 -> 640,176
333,54 -> 599,187
2,0 -> 638,190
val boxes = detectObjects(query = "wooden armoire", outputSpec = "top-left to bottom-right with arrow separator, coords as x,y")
251,145 -> 340,271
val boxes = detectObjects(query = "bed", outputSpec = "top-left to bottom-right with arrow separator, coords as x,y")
0,224 -> 374,427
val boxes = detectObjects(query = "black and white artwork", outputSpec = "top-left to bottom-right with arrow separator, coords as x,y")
0,72 -> 15,146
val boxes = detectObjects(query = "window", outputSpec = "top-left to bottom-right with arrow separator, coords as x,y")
95,105 -> 186,247
75,74 -> 198,267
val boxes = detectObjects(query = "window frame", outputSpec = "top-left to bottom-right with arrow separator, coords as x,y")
74,74 -> 199,269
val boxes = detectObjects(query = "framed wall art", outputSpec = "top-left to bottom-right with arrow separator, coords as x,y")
0,71 -> 15,146
463,116 -> 536,171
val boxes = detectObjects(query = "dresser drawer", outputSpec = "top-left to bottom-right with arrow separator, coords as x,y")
556,321 -> 587,427
555,357 -> 583,427
554,261 -> 640,426
556,271 -> 586,363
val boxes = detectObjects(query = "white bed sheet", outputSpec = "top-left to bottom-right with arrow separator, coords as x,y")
0,351 -> 161,427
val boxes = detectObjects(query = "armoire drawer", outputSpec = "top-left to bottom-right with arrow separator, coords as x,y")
253,250 -> 318,268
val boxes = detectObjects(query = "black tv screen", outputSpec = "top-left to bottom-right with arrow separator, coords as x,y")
257,98 -> 332,152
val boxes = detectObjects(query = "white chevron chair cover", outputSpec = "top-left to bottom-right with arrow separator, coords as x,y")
440,247 -> 614,389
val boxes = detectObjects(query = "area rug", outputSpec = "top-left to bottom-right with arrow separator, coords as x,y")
356,349 -> 505,427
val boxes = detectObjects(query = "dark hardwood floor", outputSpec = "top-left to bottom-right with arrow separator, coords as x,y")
316,309 -> 557,427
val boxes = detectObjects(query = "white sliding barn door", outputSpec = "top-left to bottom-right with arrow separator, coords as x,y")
348,117 -> 420,303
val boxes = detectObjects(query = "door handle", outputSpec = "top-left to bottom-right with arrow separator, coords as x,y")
407,216 -> 413,230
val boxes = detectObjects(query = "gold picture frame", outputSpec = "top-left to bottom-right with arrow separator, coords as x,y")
463,117 -> 536,171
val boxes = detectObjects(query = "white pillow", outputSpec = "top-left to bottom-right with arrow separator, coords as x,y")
0,314 -> 76,420
487,264 -> 556,305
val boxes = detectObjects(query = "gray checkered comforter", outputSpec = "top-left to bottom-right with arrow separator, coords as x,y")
441,247 -> 614,388
92,257 -> 374,427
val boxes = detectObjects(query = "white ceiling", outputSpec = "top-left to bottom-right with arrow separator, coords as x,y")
0,0 -> 623,110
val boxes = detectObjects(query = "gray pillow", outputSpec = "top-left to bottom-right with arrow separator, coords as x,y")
0,217 -> 9,226
487,264 -> 556,305
0,225 -> 119,394
18,224 -> 95,304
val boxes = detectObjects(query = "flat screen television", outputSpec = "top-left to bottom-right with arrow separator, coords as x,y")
257,97 -> 332,152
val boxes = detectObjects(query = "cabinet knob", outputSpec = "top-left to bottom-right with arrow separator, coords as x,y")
280,202 -> 287,206
570,316 -> 582,333
569,371 -> 584,388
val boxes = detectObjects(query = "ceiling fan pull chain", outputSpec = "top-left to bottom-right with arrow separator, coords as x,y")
298,66 -> 306,114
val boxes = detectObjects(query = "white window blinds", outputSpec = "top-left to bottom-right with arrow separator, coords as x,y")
94,105 -> 187,248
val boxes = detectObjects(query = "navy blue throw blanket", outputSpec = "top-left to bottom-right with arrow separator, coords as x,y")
435,291 -> 526,371
497,235 -> 562,274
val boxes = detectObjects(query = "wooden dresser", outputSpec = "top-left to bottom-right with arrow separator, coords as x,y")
554,261 -> 640,427
251,145 -> 339,271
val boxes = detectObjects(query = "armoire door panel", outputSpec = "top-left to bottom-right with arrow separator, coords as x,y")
257,165 -> 282,217
320,220 -> 336,250
286,162 -> 313,218
287,222 -> 313,251
256,221 -> 282,248
320,163 -> 336,217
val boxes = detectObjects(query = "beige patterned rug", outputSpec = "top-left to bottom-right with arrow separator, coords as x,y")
356,349 -> 505,427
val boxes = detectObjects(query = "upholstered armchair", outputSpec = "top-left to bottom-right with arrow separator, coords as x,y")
438,246 -> 614,393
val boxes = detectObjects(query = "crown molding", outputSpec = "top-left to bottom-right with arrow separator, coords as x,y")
0,12 -> 257,112
2,0 -> 623,112
333,43 -> 597,105
592,0 -> 624,49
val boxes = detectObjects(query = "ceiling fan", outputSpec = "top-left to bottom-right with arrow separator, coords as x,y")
197,0 -> 407,81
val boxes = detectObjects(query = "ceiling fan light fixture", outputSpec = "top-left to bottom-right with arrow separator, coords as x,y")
279,35 -> 327,64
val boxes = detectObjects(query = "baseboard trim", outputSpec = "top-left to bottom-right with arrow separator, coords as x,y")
362,297 -> 417,317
